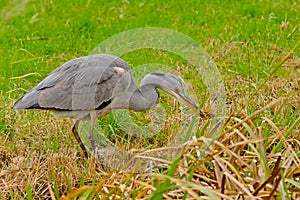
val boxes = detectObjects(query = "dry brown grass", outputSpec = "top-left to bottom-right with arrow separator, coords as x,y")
1,68 -> 300,199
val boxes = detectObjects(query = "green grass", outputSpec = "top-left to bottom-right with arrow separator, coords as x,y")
1,0 -> 300,199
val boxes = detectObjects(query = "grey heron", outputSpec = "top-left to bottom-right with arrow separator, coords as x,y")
13,54 -> 199,158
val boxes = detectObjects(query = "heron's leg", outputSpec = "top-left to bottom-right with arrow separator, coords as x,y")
72,120 -> 88,158
89,111 -> 97,151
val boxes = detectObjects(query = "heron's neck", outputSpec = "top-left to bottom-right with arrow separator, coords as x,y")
130,85 -> 159,111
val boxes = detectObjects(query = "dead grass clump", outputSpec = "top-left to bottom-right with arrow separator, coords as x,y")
0,149 -> 106,199
57,92 -> 299,199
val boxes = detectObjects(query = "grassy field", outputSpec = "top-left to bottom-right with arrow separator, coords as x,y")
1,0 -> 300,199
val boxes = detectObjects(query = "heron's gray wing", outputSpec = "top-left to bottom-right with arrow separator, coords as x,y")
37,55 -> 131,110
13,54 -> 131,110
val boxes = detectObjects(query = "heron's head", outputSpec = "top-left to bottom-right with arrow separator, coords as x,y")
142,73 -> 199,112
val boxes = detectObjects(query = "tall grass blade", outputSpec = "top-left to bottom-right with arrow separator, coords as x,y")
150,157 -> 180,199
26,184 -> 33,200
271,117 -> 300,154
51,168 -> 60,199
61,166 -> 72,193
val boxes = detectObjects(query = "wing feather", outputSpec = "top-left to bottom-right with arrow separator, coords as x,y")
13,54 -> 131,111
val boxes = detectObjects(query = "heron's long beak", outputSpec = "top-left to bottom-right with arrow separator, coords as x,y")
172,92 -> 198,113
